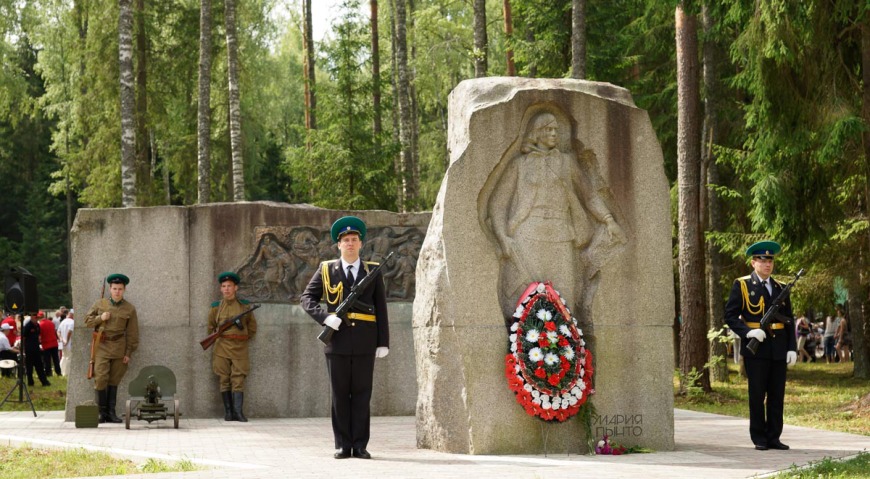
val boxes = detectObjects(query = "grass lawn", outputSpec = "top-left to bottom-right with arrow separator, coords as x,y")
0,445 -> 198,479
0,373 -> 67,411
674,361 -> 870,436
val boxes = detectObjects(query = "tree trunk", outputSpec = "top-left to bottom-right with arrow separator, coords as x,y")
702,4 -> 727,383
135,0 -> 152,205
225,0 -> 244,201
525,24 -> 536,77
371,0 -> 382,141
197,0 -> 212,204
119,0 -> 137,207
394,0 -> 416,211
473,0 -> 487,77
855,15 -> 870,379
503,0 -> 515,76
389,1 -> 402,210
570,0 -> 585,79
408,0 -> 420,205
303,0 -> 317,132
675,4 -> 710,393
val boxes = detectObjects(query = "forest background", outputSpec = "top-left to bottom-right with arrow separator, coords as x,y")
0,0 -> 869,388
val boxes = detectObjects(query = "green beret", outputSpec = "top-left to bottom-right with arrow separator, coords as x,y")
330,216 -> 367,243
106,273 -> 129,285
746,240 -> 781,258
218,271 -> 240,284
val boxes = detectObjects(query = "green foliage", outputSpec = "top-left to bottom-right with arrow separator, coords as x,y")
770,453 -> 870,479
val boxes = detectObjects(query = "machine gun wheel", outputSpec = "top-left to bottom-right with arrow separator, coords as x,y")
173,399 -> 180,429
125,400 -> 132,430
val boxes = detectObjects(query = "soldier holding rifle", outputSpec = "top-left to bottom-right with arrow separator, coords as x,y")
301,216 -> 390,460
208,272 -> 257,422
724,241 -> 797,451
84,274 -> 140,424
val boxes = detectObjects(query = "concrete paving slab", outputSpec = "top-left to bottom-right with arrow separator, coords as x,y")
0,409 -> 866,478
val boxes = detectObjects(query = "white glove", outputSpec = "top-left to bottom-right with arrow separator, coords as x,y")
375,347 -> 389,358
786,351 -> 797,368
324,314 -> 341,331
746,329 -> 766,343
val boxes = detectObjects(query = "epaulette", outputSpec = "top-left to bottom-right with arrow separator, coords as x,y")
211,300 -> 221,308
240,299 -> 251,305
364,261 -> 380,267
321,259 -> 339,265
737,274 -> 752,282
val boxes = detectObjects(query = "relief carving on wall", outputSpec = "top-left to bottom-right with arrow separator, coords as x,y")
235,225 -> 425,303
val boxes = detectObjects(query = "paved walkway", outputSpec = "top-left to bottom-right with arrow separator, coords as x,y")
0,409 -> 867,479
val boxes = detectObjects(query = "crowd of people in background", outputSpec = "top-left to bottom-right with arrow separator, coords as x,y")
0,307 -> 75,382
730,304 -> 853,365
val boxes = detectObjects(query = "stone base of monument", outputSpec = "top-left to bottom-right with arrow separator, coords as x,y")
414,77 -> 675,454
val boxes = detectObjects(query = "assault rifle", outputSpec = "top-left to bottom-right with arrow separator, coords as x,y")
317,252 -> 394,345
87,275 -> 107,380
746,269 -> 805,355
199,304 -> 260,350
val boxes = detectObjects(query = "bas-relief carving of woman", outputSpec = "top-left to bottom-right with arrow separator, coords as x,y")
480,106 -> 626,325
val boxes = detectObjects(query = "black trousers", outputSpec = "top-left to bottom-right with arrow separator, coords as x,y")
24,347 -> 49,385
42,347 -> 61,376
744,357 -> 787,446
325,353 -> 375,450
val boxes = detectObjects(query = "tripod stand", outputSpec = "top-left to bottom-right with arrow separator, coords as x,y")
0,348 -> 37,416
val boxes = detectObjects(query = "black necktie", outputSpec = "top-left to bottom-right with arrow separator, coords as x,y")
346,265 -> 355,285
763,279 -> 772,297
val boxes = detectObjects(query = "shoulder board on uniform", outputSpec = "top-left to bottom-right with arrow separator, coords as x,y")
321,259 -> 339,266
736,274 -> 752,282
211,300 -> 221,308
240,299 -> 251,305
363,261 -> 380,267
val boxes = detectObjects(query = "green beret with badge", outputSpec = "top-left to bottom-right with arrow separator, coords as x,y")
745,240 -> 781,259
330,216 -> 367,243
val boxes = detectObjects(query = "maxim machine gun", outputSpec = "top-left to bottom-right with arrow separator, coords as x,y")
746,269 -> 805,355
124,365 -> 181,429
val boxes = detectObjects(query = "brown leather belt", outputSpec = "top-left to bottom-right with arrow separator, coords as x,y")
220,334 -> 249,341
102,333 -> 125,341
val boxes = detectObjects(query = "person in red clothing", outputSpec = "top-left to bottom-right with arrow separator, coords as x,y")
38,311 -> 61,377
1,315 -> 19,345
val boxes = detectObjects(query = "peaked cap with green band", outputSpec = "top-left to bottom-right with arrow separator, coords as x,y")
106,273 -> 130,285
330,216 -> 367,242
746,240 -> 781,258
218,271 -> 241,284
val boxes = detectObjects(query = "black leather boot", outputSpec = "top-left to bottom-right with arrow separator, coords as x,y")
105,385 -> 123,423
222,391 -> 234,421
232,391 -> 247,422
96,389 -> 109,423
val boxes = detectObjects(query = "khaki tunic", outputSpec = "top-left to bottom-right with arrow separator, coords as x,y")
84,298 -> 140,389
208,299 -> 257,391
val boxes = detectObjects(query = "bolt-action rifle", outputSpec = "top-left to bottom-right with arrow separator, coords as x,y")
199,304 -> 260,351
317,252 -> 394,345
746,269 -> 805,355
87,276 -> 107,380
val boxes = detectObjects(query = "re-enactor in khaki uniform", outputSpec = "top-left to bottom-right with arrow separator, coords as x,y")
84,273 -> 140,424
208,271 -> 257,422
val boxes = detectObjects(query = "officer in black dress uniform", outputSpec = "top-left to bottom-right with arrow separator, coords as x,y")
724,240 -> 797,451
301,216 -> 390,460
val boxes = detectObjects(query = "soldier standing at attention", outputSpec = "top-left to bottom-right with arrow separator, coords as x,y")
724,241 -> 797,451
301,216 -> 390,460
84,274 -> 140,424
208,272 -> 257,422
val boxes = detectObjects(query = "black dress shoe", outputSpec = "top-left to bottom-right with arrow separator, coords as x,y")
352,449 -> 372,459
754,444 -> 769,451
334,449 -> 351,459
769,442 -> 790,450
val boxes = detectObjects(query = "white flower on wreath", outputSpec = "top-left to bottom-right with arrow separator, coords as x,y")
544,352 -> 559,366
546,331 -> 558,344
571,386 -> 582,396
540,394 -> 550,403
528,347 -> 544,362
559,324 -> 571,336
531,390 -> 540,398
578,381 -> 586,391
510,322 -> 519,332
568,396 -> 578,406
532,397 -> 542,405
536,309 -> 553,321
513,306 -> 524,318
536,283 -> 546,293
509,333 -> 517,342
523,384 -> 532,392
515,364 -> 521,373
526,329 -> 540,343
563,347 -> 575,360
552,398 -> 562,409
510,342 -> 517,353
541,401 -> 551,410
577,328 -> 583,336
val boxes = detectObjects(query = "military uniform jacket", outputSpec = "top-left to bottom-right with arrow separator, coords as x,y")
724,272 -> 796,360
84,298 -> 140,359
208,298 -> 257,360
301,259 -> 389,355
